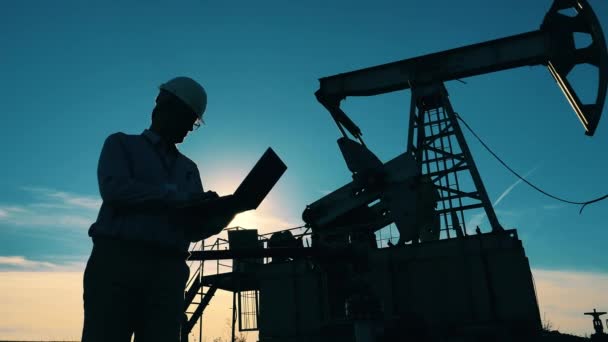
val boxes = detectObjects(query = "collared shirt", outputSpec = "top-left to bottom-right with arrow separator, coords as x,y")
89,129 -> 205,252
142,129 -> 179,171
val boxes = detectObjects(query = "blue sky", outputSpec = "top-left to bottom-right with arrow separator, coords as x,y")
1,0 -> 607,338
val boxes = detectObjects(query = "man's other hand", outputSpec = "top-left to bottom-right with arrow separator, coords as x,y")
171,191 -> 219,209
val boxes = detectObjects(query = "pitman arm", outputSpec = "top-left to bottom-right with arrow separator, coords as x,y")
302,137 -> 422,243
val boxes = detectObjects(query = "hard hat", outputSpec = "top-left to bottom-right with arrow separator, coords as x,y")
159,76 -> 207,119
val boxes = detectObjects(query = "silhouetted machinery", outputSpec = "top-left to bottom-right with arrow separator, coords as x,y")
186,0 -> 607,341
585,309 -> 608,341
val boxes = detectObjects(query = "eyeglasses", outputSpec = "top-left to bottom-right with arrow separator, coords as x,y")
192,117 -> 204,130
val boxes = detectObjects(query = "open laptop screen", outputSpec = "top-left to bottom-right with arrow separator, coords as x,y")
233,147 -> 287,210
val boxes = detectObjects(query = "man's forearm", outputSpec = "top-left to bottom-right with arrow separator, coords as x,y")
99,177 -> 185,210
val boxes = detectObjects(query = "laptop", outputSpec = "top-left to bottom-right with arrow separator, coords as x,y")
233,147 -> 287,210
182,147 -> 287,212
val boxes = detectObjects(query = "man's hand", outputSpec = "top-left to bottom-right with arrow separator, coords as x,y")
181,192 -> 249,215
175,192 -> 253,242
179,192 -> 238,242
172,191 -> 219,209
189,191 -> 219,202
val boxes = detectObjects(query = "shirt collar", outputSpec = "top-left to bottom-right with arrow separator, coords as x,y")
142,129 -> 179,154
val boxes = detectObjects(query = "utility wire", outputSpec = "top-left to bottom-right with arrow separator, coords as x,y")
454,112 -> 608,213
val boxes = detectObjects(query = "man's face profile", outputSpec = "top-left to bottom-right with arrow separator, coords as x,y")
154,92 -> 200,144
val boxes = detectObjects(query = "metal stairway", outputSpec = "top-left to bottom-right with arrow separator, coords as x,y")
182,240 -> 222,342
183,271 -> 217,336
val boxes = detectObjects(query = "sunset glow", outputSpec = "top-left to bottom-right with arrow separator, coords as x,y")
1,269 -> 605,340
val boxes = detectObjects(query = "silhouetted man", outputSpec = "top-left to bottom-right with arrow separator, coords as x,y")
82,77 -> 233,342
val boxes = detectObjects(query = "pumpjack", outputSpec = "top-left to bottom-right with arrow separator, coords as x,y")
185,1 -> 607,341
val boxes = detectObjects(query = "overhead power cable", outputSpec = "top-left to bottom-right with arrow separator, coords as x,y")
454,112 -> 608,214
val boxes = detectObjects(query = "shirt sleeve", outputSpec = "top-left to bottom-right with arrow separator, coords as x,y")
192,164 -> 205,193
97,133 -> 183,209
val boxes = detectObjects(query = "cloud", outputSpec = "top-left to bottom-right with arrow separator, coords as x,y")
0,205 -> 94,230
0,206 -> 27,218
47,191 -> 101,210
0,255 -> 86,272
0,187 -> 100,230
0,256 -> 57,270
22,187 -> 101,210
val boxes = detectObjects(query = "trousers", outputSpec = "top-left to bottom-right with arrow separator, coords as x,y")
81,237 -> 190,342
